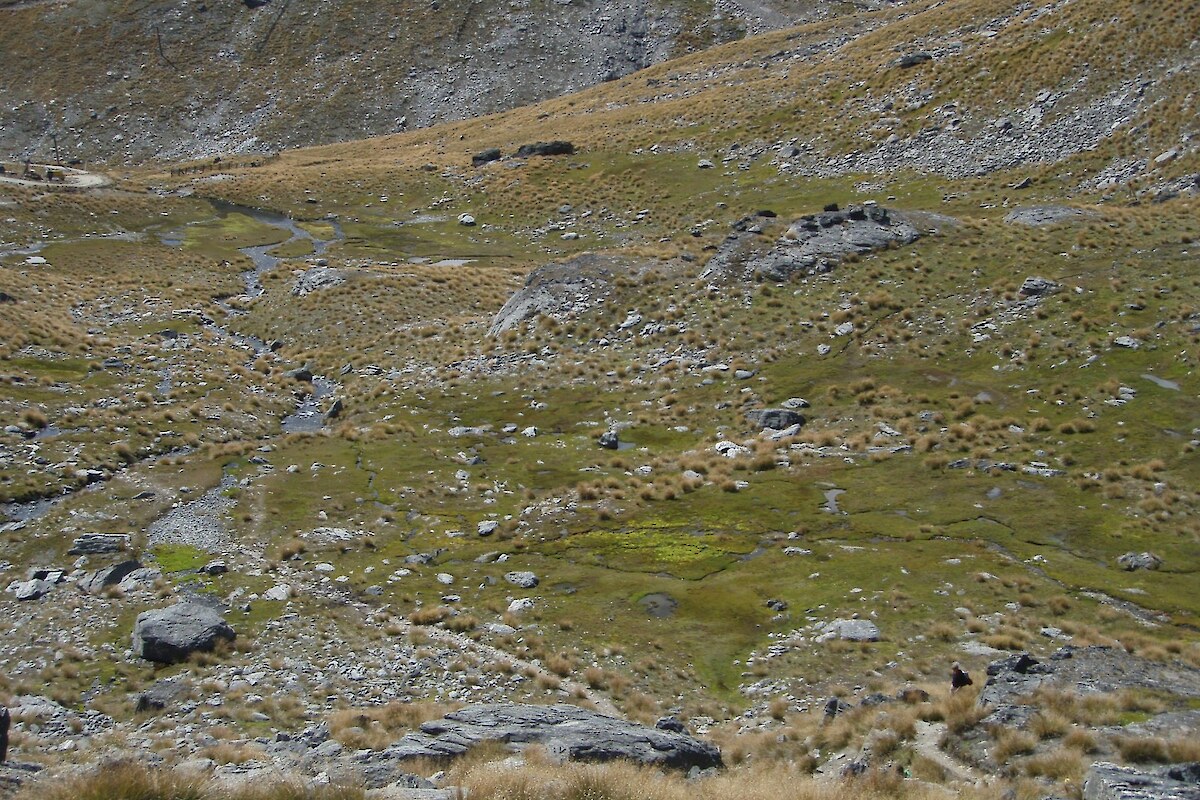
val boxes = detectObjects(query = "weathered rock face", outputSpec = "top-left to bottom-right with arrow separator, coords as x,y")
381,703 -> 722,770
1084,762 -> 1200,800
132,603 -> 236,664
0,0 -> 814,162
701,205 -> 921,284
488,253 -> 648,336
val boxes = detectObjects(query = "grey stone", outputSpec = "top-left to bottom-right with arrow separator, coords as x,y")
472,148 -> 502,167
819,619 -> 880,642
598,430 -> 620,449
78,559 -> 141,593
13,579 -> 53,601
747,408 -> 806,431
1113,336 -> 1141,349
477,520 -> 500,537
381,704 -> 720,769
1020,276 -> 1060,297
68,533 -> 130,555
292,266 -> 345,297
1084,762 -> 1200,800
132,603 -> 236,664
515,141 -> 575,158
504,571 -> 539,589
1004,205 -> 1097,226
895,51 -> 933,68
136,677 -> 191,713
1117,552 -> 1163,571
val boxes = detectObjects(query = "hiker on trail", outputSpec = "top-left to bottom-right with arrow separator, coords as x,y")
0,704 -> 10,762
950,662 -> 973,693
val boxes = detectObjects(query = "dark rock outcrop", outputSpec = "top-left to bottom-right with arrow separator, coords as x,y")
515,141 -> 576,158
472,148 -> 502,166
132,603 -> 236,664
379,703 -> 722,770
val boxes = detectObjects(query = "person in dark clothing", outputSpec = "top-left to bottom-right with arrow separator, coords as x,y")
0,705 -> 10,762
951,662 -> 973,693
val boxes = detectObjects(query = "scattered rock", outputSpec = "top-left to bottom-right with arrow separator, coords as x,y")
597,430 -> 620,449
458,213 -> 476,226
132,603 -> 236,664
477,520 -> 500,537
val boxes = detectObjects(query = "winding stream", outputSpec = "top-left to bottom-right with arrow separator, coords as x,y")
2,199 -> 347,523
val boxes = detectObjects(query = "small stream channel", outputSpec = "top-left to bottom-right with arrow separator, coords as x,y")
2,199 -> 347,525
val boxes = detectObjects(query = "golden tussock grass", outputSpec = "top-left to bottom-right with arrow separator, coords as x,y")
460,757 -> 1009,800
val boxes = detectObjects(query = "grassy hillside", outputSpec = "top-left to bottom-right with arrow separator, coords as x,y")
1,0 -> 1198,796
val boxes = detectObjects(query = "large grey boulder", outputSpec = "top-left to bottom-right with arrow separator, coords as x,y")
132,603 -> 236,664
1118,552 -> 1163,571
381,704 -> 721,770
1084,762 -> 1200,800
13,579 -> 54,601
504,571 -> 539,589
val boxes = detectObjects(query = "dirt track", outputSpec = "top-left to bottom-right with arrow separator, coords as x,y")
0,164 -> 110,189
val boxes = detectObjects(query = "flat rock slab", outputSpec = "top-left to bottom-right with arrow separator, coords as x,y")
1003,205 -> 1098,226
382,703 -> 722,770
68,533 -> 130,554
